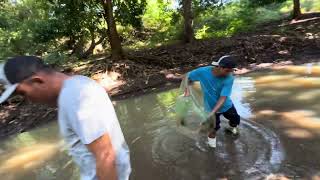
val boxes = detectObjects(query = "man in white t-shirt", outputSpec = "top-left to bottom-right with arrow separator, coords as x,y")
0,56 -> 131,180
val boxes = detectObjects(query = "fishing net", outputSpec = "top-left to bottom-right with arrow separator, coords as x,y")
175,75 -> 215,133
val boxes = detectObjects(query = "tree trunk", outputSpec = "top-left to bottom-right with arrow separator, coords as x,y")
72,36 -> 86,57
182,0 -> 195,43
81,30 -> 96,59
80,29 -> 106,59
293,0 -> 301,19
100,0 -> 124,60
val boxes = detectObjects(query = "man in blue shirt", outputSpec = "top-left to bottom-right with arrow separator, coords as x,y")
187,55 -> 240,148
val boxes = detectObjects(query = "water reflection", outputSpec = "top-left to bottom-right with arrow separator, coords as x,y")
0,144 -> 60,175
284,128 -> 313,139
277,65 -> 320,76
247,65 -> 320,178
0,65 -> 320,179
0,122 -> 79,180
248,66 -> 320,131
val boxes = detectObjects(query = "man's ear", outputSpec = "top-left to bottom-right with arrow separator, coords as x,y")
29,76 -> 45,84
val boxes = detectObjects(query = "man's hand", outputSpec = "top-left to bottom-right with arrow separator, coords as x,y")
183,77 -> 194,97
87,133 -> 117,180
184,88 -> 190,97
210,96 -> 227,115
208,110 -> 216,118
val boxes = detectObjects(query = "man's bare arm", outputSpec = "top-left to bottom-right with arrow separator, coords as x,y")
87,133 -> 117,180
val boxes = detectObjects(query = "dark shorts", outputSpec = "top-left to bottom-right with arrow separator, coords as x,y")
214,105 -> 240,131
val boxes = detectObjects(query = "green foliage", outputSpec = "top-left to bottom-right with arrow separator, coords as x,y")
194,1 -> 291,38
279,0 -> 320,13
43,51 -> 68,65
124,0 -> 183,49
245,0 -> 287,7
114,0 -> 147,29
1,0 -> 319,61
35,0 -> 107,53
301,0 -> 320,12
0,0 -> 147,60
0,0 -> 50,58
127,0 -> 297,48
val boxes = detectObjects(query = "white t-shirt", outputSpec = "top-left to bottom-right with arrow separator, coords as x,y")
58,75 -> 131,180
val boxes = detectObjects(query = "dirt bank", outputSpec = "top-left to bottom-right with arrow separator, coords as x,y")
0,16 -> 319,138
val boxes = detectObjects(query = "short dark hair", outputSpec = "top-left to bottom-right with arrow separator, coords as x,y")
5,56 -> 52,84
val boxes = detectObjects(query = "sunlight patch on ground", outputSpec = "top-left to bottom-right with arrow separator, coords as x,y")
71,63 -> 91,72
255,75 -> 296,84
284,128 -> 314,139
280,0 -> 320,14
291,77 -> 320,88
266,173 -> 290,180
279,65 -> 320,76
305,32 -> 319,40
295,89 -> 320,101
261,90 -> 291,97
256,75 -> 320,89
92,71 -> 125,92
256,110 -> 277,116
254,109 -> 320,136
0,111 -> 10,122
281,110 -> 320,129
257,81 -> 299,89
278,50 -> 290,55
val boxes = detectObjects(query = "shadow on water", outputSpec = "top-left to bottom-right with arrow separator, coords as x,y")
244,65 -> 320,179
0,64 -> 320,179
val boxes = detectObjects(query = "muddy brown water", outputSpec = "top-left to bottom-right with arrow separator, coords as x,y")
0,64 -> 320,180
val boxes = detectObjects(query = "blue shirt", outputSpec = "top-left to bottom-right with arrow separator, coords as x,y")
188,66 -> 234,113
